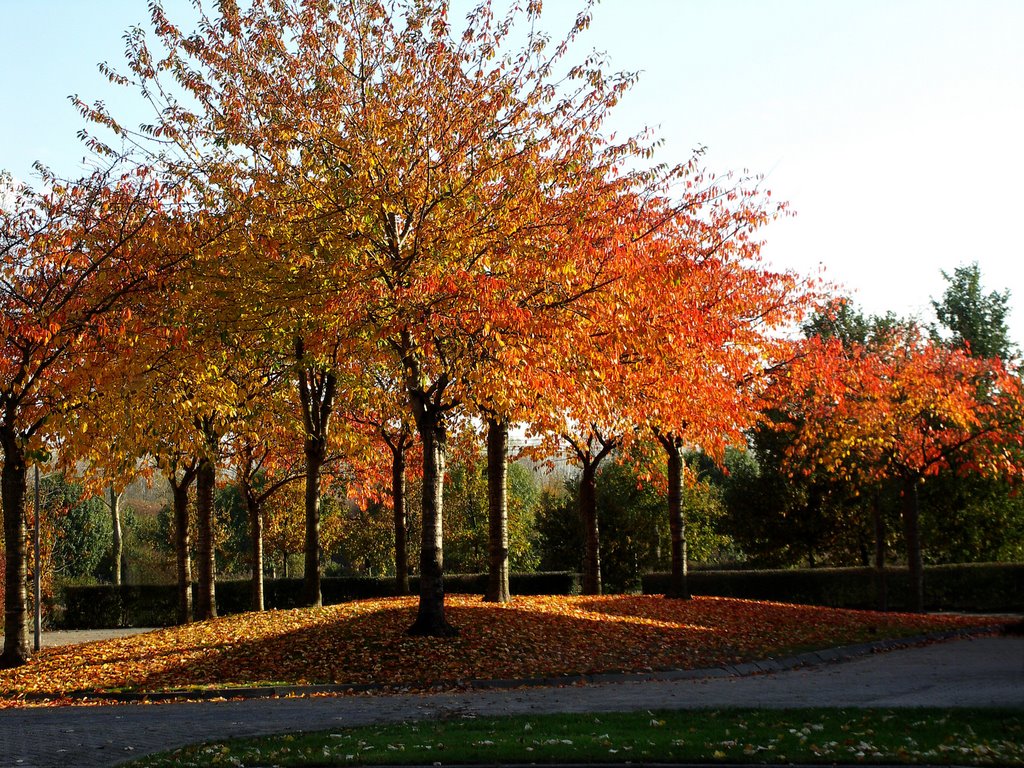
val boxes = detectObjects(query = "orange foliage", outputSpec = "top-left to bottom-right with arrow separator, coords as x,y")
1,169 -> 187,665
780,328 -> 1024,484
0,595 -> 998,703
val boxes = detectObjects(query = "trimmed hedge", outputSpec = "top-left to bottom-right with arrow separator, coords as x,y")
642,563 -> 1024,613
62,584 -> 180,630
59,571 -> 581,629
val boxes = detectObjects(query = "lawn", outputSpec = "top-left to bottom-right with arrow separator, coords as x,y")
0,594 -> 1001,705
126,709 -> 1024,767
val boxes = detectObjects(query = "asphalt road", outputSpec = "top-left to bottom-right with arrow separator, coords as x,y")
1,633 -> 1021,768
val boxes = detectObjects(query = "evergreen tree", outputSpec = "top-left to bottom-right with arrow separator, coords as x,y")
932,262 -> 1016,360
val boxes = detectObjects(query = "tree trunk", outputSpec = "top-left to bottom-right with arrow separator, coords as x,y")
110,485 -> 125,586
302,438 -> 325,607
240,478 -> 264,612
0,428 -> 30,668
565,430 -> 615,597
481,417 -> 509,606
169,475 -> 194,625
579,462 -> 602,596
295,345 -> 336,609
195,455 -> 217,620
873,492 -> 888,612
484,418 -> 510,603
251,503 -> 264,612
407,413 -> 457,636
391,442 -> 410,596
901,478 -> 924,612
663,438 -> 690,599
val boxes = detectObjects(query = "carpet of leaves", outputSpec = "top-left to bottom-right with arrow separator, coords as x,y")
0,595 -> 999,705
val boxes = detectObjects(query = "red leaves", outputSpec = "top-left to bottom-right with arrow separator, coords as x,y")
780,328 -> 1024,485
0,595 -> 995,705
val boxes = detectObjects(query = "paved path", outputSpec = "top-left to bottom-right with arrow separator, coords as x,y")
2,634 -> 1021,768
39,628 -> 157,648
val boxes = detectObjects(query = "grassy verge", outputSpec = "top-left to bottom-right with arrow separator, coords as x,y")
126,708 -> 1024,766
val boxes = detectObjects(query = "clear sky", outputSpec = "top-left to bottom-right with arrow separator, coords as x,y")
2,0 -> 1022,344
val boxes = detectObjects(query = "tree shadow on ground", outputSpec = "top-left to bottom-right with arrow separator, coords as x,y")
126,598 -> 725,692
0,595 -> 993,696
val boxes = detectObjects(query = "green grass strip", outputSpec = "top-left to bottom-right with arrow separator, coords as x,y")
127,707 -> 1024,766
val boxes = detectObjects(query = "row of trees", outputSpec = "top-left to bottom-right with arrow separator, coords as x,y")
769,265 -> 1022,610
0,0 -> 813,667
726,265 -> 1023,571
2,0 -> 1022,670
24,388 -> 1024,605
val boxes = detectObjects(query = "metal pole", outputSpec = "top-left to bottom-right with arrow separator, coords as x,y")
33,464 -> 41,652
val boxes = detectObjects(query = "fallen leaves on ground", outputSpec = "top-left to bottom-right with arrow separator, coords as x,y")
0,595 -> 1000,706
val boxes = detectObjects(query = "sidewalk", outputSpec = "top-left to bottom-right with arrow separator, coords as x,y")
2,633 -> 1022,768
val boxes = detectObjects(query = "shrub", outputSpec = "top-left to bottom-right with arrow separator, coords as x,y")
58,571 -> 581,628
60,584 -> 179,629
642,562 -> 1024,612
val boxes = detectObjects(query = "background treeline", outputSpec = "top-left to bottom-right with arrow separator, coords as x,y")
53,445 -> 1024,596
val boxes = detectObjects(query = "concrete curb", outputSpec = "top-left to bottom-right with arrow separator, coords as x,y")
16,623 -> 1008,705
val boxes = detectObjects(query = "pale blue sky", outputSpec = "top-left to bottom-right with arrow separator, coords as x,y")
2,0 -> 1022,343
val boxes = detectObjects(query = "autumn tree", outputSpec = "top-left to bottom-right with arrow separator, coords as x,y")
538,184 -> 811,597
83,349 -> 218,624
628,196 -> 811,599
75,215 -> 241,624
346,368 -> 419,595
730,302 -> 910,575
316,1 -> 668,630
87,0 -> 818,629
0,169 -> 182,667
783,329 -> 1024,610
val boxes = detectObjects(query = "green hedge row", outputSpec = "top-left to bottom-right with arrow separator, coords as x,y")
60,571 -> 582,629
642,563 -> 1024,612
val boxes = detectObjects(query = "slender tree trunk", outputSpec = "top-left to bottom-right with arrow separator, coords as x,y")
566,431 -> 615,597
303,438 -> 325,607
662,437 -> 690,599
169,475 -> 194,625
195,455 -> 217,620
873,492 -> 888,612
484,418 -> 510,603
391,443 -> 410,596
251,502 -> 264,612
110,485 -> 125,586
240,478 -> 264,612
579,462 -> 602,596
407,412 -> 457,636
295,346 -> 335,610
0,427 -> 30,668
901,478 -> 924,612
